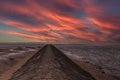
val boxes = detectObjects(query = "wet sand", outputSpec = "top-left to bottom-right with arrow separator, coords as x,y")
9,45 -> 95,80
0,45 -> 117,80
0,51 -> 37,80
66,55 -> 116,80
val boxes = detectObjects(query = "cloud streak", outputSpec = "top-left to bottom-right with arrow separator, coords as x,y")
0,0 -> 120,43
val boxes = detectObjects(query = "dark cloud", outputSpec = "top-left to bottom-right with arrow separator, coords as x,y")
0,11 -> 40,25
0,0 -> 26,4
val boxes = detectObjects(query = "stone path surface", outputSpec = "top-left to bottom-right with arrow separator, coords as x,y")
9,45 -> 95,80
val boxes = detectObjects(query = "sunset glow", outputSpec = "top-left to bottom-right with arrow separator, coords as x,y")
0,0 -> 120,43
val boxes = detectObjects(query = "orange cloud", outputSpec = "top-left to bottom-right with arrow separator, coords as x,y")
89,18 -> 120,30
0,0 -> 119,43
5,30 -> 63,42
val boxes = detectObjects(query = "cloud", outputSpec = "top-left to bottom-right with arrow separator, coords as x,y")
0,0 -> 120,43
2,30 -> 63,42
84,0 -> 120,43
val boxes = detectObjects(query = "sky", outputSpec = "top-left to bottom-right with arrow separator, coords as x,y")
0,0 -> 120,43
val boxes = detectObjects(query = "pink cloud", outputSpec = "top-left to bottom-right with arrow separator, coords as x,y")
0,0 -> 119,43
